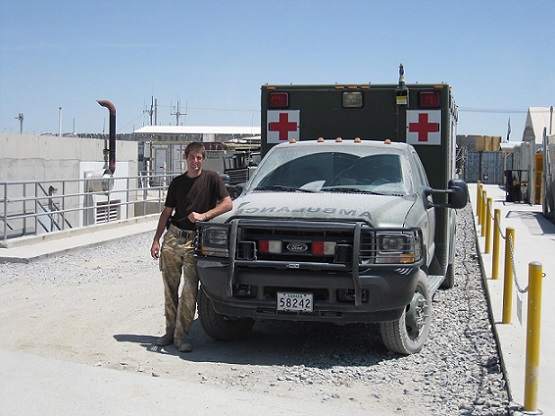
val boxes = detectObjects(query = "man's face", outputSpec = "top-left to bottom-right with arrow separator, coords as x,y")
186,151 -> 205,172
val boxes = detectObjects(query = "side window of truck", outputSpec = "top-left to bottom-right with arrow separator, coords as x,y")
411,151 -> 430,190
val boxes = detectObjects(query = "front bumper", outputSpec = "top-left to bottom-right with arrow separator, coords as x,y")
197,260 -> 420,323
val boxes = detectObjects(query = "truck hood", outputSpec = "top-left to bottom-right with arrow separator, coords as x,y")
219,192 -> 417,227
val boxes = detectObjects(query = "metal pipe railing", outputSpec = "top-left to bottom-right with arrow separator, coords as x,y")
0,171 -> 178,242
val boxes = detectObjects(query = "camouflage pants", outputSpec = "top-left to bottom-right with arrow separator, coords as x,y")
159,229 -> 198,341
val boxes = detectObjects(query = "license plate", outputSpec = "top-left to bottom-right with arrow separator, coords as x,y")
277,292 -> 313,312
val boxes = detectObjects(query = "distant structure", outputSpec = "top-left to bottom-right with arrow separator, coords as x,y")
133,125 -> 260,143
522,107 -> 554,143
457,135 -> 501,152
132,125 -> 261,176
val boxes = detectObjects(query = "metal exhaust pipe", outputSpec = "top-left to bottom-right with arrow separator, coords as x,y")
97,100 -> 116,174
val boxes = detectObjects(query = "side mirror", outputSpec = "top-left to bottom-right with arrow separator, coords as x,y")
226,182 -> 245,199
220,173 -> 231,185
423,179 -> 468,209
447,179 -> 468,209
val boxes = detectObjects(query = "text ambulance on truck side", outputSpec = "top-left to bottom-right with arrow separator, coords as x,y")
195,66 -> 468,354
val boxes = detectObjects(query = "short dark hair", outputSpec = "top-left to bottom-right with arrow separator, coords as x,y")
185,142 -> 206,157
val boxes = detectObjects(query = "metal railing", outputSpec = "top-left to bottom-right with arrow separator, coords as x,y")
0,171 -> 178,242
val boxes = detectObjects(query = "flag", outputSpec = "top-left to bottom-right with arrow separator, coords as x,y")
506,117 -> 511,142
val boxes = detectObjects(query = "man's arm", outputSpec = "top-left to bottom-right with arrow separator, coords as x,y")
189,196 -> 233,223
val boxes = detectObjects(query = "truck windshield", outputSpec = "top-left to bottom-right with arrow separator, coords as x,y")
248,147 -> 412,195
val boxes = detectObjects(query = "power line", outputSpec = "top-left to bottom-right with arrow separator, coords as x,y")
187,106 -> 257,113
458,107 -> 528,114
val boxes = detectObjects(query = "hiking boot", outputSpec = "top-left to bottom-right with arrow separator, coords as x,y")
176,338 -> 193,353
156,332 -> 174,346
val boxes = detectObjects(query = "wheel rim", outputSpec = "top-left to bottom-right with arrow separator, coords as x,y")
405,291 -> 429,341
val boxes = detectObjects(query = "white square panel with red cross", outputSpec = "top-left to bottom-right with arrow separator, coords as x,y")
406,110 -> 441,145
267,110 -> 300,143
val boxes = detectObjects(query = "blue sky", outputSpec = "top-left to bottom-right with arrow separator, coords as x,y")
1,0 -> 554,140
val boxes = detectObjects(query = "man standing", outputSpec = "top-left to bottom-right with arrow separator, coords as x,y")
150,142 -> 232,352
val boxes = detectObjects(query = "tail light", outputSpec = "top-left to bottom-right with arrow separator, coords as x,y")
418,91 -> 440,108
269,92 -> 289,108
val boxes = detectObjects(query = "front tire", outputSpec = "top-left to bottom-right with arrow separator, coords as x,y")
197,286 -> 255,341
379,273 -> 432,354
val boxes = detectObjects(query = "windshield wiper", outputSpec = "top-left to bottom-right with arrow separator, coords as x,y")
253,185 -> 317,193
323,187 -> 384,195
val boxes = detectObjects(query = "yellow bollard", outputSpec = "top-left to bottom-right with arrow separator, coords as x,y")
502,228 -> 515,324
480,186 -> 485,228
485,198 -> 492,254
481,190 -> 487,237
477,182 -> 483,225
524,261 -> 543,412
476,181 -> 482,218
492,209 -> 501,280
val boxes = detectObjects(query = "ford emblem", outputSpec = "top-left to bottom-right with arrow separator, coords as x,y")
286,242 -> 308,253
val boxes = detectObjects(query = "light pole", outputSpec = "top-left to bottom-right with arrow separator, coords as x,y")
15,113 -> 23,134
58,107 -> 62,137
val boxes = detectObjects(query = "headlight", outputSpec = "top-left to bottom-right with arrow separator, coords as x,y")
375,231 -> 421,264
198,225 -> 229,257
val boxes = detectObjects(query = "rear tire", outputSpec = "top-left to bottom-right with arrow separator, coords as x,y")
197,286 -> 255,341
379,273 -> 432,354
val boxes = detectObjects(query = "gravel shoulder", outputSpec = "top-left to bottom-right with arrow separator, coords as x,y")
0,203 -> 512,415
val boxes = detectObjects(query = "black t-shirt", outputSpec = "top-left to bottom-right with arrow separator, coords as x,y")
165,170 -> 230,231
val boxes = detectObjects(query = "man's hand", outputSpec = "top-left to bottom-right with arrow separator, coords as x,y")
188,212 -> 207,223
151,240 -> 161,259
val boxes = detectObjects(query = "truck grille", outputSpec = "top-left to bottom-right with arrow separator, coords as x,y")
234,220 -> 376,267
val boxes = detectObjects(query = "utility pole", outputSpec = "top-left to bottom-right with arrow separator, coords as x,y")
15,113 -> 23,134
171,100 -> 186,126
144,96 -> 154,125
154,99 -> 158,126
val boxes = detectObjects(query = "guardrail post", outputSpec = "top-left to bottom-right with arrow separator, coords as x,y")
502,227 -> 515,324
477,182 -> 483,225
492,209 -> 501,280
481,190 -> 487,237
524,261 -> 543,412
485,197 -> 492,253
476,181 -> 482,221
480,185 -> 486,228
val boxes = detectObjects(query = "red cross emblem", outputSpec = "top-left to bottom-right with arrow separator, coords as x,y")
267,110 -> 300,143
406,110 -> 441,145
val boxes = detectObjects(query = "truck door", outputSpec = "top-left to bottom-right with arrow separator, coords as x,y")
410,149 -> 436,266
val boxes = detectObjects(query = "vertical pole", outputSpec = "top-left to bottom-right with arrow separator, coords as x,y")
492,209 -> 501,280
502,228 -> 515,324
58,107 -> 63,137
478,188 -> 482,228
485,198 -> 492,253
524,261 -> 543,412
481,190 -> 487,237
2,183 -> 7,241
476,181 -> 482,219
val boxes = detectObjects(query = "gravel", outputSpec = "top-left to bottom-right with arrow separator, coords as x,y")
0,202 -> 518,415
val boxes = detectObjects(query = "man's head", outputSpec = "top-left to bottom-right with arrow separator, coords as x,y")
185,142 -> 206,158
185,142 -> 206,176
